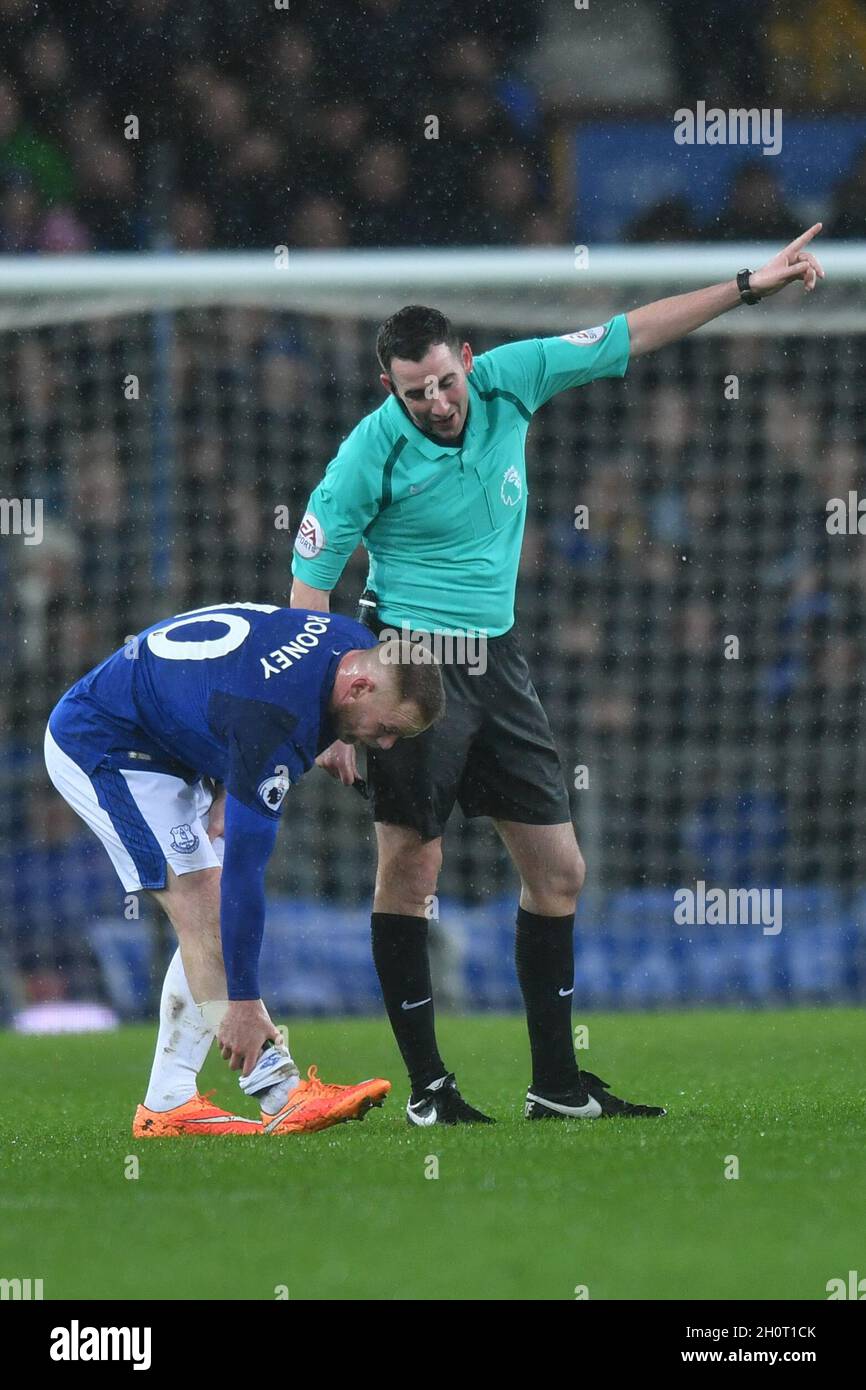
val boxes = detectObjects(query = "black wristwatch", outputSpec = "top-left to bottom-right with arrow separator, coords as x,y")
736,268 -> 761,305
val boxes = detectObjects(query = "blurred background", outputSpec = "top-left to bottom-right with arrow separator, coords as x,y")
1,0 -> 865,1028
1,0 -> 866,251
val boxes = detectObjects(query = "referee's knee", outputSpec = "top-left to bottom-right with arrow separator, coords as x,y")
525,848 -> 585,909
375,833 -> 442,912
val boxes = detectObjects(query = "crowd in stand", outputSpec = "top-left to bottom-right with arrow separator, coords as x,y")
0,0 -> 864,254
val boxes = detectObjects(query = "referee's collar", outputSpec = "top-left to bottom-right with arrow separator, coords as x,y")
383,377 -> 481,460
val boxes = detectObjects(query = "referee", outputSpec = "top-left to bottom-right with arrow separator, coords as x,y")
291,226 -> 823,1125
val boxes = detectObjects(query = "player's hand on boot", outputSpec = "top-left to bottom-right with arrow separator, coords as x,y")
315,739 -> 358,786
218,1000 -> 282,1076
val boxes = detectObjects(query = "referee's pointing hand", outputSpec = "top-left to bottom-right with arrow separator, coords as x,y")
749,223 -> 825,298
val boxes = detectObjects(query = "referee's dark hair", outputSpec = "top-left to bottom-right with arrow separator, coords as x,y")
376,305 -> 461,375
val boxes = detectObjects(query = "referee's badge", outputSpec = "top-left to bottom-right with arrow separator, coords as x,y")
560,324 -> 607,345
294,510 -> 326,559
501,466 -> 523,507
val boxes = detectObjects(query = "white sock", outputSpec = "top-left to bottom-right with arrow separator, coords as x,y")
258,1075 -> 301,1115
143,949 -> 215,1111
238,1041 -> 301,1114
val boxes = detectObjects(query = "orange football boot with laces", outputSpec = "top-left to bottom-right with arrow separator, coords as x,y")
132,1090 -> 262,1137
262,1064 -> 391,1134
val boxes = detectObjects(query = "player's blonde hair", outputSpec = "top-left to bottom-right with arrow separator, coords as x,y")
368,639 -> 445,731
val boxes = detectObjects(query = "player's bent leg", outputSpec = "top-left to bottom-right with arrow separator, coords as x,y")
494,818 -> 666,1120
142,946 -> 224,1111
153,866 -> 393,1137
150,865 -> 226,1005
45,726 -> 386,1137
41,732 -> 257,1135
138,870 -> 391,1136
131,869 -> 263,1136
147,868 -> 295,1130
372,824 -> 493,1125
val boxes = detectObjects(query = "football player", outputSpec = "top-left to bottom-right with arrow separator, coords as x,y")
45,603 -> 443,1136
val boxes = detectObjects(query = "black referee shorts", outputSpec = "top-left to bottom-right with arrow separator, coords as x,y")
360,599 -> 572,842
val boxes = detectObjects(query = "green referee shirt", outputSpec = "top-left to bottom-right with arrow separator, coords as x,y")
292,315 -> 631,636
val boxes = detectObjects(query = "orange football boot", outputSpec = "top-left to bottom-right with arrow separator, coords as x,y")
132,1090 -> 262,1137
262,1064 -> 391,1134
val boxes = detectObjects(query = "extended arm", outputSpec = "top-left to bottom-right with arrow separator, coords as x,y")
626,224 -> 825,359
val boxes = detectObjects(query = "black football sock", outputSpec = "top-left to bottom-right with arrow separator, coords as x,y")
371,912 -> 447,1094
515,905 -> 582,1095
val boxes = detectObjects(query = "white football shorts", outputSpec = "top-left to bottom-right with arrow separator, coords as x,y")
44,724 -> 224,893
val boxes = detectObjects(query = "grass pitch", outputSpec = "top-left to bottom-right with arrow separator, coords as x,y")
1,1009 -> 863,1301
